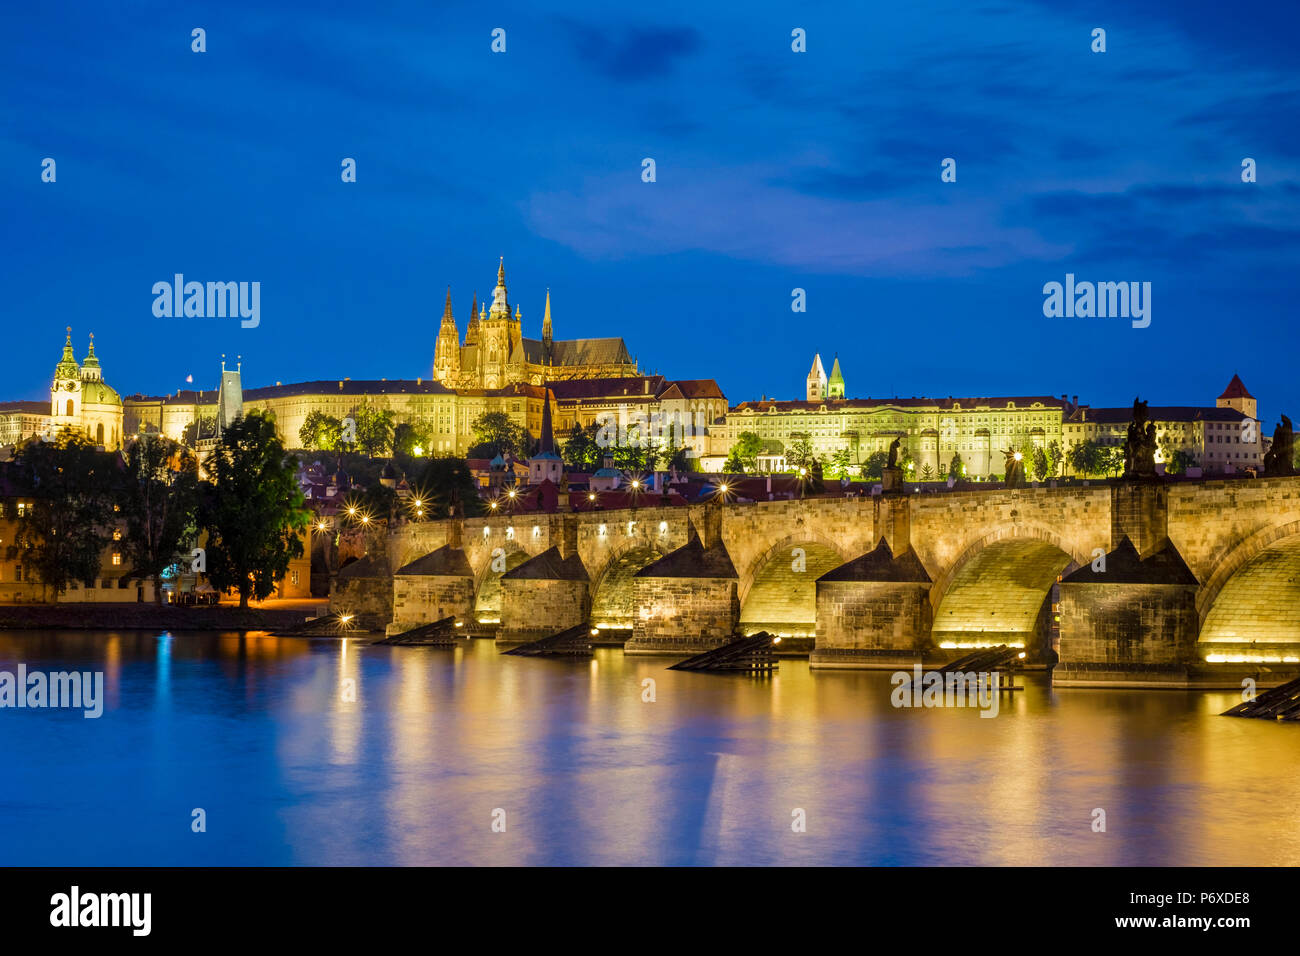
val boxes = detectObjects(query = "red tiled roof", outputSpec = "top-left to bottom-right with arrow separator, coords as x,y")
660,379 -> 726,401
1218,374 -> 1254,400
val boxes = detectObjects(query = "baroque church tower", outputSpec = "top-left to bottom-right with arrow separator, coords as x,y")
49,328 -> 123,449
51,326 -> 82,429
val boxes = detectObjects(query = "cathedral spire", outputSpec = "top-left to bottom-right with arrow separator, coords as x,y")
490,257 -> 509,318
432,286 -> 461,383
543,289 -> 553,343
465,291 -> 480,346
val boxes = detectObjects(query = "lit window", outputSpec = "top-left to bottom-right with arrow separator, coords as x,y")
111,553 -> 122,566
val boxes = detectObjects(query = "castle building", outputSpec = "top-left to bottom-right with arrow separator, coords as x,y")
712,354 -> 1073,478
432,259 -> 639,389
1065,376 -> 1263,475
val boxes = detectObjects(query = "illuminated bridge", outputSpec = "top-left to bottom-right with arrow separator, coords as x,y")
354,477 -> 1300,688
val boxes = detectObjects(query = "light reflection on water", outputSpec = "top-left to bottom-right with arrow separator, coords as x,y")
0,630 -> 1296,866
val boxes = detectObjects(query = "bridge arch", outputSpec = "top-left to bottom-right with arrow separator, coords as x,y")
737,533 -> 850,638
588,542 -> 671,632
471,544 -> 533,624
1197,518 -> 1300,625
1199,522 -> 1300,656
929,525 -> 1079,654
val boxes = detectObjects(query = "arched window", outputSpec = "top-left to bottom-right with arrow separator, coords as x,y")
96,423 -> 104,445
65,399 -> 74,417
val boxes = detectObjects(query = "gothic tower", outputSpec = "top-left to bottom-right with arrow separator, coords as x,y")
432,286 -> 461,384
827,355 -> 845,400
464,291 -> 480,347
806,353 -> 827,402
480,258 -> 519,389
542,288 -> 554,366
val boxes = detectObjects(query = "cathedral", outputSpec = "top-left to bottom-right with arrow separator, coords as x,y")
432,259 -> 639,389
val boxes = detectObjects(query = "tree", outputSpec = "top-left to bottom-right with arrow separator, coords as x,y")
1166,448 -> 1199,475
201,412 -> 313,608
829,448 -> 853,480
949,451 -> 965,479
121,436 -> 200,604
561,423 -> 601,469
787,437 -> 816,472
470,412 -> 525,459
921,463 -> 935,480
861,450 -> 889,480
392,418 -> 434,458
733,431 -> 762,473
351,402 -> 395,457
4,435 -> 120,599
299,410 -> 343,451
409,456 -> 484,519
723,448 -> 746,473
182,414 -> 216,446
1067,440 -> 1105,477
1043,440 -> 1062,480
1031,446 -> 1049,483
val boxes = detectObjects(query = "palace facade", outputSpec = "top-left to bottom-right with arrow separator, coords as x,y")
709,355 -> 1266,480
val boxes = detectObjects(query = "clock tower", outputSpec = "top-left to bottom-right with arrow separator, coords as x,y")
50,326 -> 82,432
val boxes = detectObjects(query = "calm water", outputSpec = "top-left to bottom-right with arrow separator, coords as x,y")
0,629 -> 1296,866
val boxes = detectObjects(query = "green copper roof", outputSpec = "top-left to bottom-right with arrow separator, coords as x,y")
53,328 -> 80,381
81,380 -> 122,407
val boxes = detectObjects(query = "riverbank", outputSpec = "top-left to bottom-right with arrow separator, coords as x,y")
0,601 -> 324,632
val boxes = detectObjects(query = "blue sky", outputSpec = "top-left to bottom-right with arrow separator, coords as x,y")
2,0 -> 1297,420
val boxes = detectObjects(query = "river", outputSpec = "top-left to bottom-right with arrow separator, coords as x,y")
0,630 -> 1296,866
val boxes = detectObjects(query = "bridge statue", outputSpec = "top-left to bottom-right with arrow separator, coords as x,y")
886,437 -> 901,469
1122,398 -> 1158,479
1264,415 -> 1296,477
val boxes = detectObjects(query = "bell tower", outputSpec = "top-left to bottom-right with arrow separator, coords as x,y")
50,326 -> 82,429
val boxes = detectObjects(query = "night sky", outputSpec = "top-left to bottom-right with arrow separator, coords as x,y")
3,1 -> 1297,422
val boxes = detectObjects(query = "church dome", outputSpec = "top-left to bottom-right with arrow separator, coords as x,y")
80,380 -> 122,407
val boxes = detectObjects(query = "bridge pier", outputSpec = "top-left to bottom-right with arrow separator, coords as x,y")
499,515 -> 590,644
1054,536 -> 1203,687
809,539 -> 933,669
625,508 -> 739,654
387,542 -> 476,636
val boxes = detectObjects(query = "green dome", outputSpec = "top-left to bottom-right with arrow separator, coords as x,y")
81,380 -> 122,407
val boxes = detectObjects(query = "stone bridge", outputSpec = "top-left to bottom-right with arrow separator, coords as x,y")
351,477 -> 1300,687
